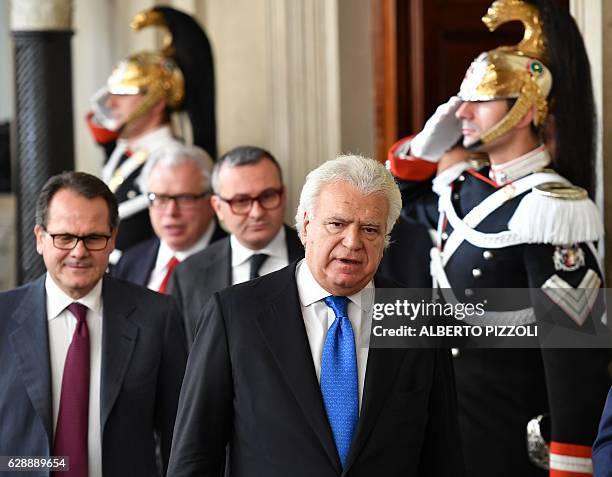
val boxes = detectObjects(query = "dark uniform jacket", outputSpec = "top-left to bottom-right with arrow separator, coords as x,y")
390,141 -> 610,477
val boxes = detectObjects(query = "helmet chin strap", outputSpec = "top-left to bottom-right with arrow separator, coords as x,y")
465,81 -> 545,151
117,86 -> 165,135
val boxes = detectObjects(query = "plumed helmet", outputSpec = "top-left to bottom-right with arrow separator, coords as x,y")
457,0 -> 552,146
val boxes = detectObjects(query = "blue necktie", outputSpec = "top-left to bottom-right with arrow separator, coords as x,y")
321,295 -> 359,468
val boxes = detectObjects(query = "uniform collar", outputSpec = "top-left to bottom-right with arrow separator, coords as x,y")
125,124 -> 174,152
489,145 -> 550,185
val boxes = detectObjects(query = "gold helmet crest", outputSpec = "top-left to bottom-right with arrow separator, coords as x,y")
458,0 -> 553,145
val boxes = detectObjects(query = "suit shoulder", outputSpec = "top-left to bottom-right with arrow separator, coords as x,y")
112,237 -> 158,275
216,263 -> 297,305
176,237 -> 229,275
104,275 -> 177,309
118,237 -> 159,260
0,282 -> 33,307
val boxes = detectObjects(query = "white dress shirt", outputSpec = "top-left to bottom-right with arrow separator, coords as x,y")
295,259 -> 374,411
230,226 -> 289,285
147,220 -> 218,291
46,274 -> 103,477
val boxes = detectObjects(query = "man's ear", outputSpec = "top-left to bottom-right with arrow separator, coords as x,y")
211,195 -> 224,221
516,107 -> 535,130
108,226 -> 118,251
34,225 -> 44,255
301,211 -> 310,244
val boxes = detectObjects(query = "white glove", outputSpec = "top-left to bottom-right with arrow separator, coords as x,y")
410,96 -> 463,161
90,86 -> 120,131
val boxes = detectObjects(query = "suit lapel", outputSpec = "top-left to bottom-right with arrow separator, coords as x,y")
254,266 -> 341,473
8,276 -> 53,445
343,348 -> 406,474
142,239 -> 160,285
100,276 -> 139,432
223,239 -> 232,287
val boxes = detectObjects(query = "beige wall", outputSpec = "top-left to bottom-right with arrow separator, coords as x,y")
338,0 -> 375,158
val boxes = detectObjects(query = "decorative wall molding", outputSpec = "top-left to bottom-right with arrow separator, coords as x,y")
265,0 -> 341,221
11,0 -> 72,31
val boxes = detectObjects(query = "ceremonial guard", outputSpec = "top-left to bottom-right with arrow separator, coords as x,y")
388,1 -> 610,476
86,6 -> 216,260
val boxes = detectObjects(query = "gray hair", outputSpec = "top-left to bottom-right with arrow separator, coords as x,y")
211,145 -> 282,194
139,144 -> 214,193
295,155 -> 401,247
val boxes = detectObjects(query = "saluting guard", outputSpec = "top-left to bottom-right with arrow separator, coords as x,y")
86,6 -> 216,260
388,1 -> 610,476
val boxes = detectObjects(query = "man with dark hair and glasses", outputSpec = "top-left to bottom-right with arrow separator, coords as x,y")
112,144 -> 227,291
0,171 -> 187,477
170,145 -> 304,344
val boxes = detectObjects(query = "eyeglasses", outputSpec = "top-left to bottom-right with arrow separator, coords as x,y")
148,192 -> 210,210
216,188 -> 283,215
44,230 -> 112,251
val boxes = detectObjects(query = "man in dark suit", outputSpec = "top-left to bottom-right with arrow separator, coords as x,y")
0,172 -> 187,477
112,144 -> 226,292
167,155 -> 463,477
169,145 -> 303,343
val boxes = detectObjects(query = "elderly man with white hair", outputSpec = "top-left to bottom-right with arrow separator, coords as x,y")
167,155 -> 463,477
112,144 -> 227,292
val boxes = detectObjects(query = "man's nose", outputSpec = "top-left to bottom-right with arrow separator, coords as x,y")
164,198 -> 181,217
342,225 -> 363,250
248,199 -> 265,219
70,239 -> 90,257
455,101 -> 471,120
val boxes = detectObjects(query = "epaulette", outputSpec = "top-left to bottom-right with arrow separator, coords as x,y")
508,181 -> 604,245
466,156 -> 489,171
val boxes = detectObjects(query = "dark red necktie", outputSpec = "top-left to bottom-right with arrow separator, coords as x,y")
53,302 -> 90,477
158,256 -> 180,294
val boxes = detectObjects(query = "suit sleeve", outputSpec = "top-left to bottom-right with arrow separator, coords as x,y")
167,293 -> 233,477
594,387 -> 612,477
524,243 -> 611,477
155,299 -> 189,475
418,348 -> 466,477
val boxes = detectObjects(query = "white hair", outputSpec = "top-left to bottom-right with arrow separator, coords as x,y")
138,144 -> 214,193
295,154 -> 401,247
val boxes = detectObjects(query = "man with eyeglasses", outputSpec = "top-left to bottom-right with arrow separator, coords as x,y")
170,145 -> 304,343
112,144 -> 227,292
0,171 -> 187,477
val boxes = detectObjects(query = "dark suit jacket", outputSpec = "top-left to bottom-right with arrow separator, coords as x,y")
594,387 -> 612,477
379,214 -> 433,288
169,224 -> 304,344
112,222 -> 228,287
167,262 -> 464,477
0,275 -> 188,477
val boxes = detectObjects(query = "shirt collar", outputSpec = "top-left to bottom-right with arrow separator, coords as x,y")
155,220 -> 218,270
231,226 -> 287,267
489,145 -> 550,185
126,124 -> 174,152
295,259 -> 373,312
46,273 -> 103,320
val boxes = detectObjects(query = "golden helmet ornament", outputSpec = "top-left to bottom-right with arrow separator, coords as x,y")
457,0 -> 553,145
